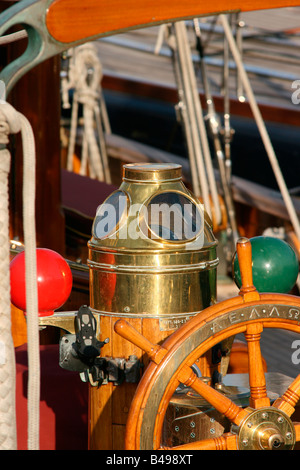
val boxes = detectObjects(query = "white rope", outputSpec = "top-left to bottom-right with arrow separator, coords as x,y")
170,22 -> 221,223
0,100 -> 40,450
0,105 -> 18,450
63,44 -> 111,183
0,30 -> 27,46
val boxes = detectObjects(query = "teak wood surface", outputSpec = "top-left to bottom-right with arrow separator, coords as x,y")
46,0 -> 300,44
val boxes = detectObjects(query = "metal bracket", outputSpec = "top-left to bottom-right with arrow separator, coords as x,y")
59,304 -> 108,370
58,305 -> 141,386
104,354 -> 141,385
59,334 -> 141,386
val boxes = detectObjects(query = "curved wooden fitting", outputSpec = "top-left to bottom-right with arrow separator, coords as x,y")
45,0 -> 300,45
236,237 -> 260,301
114,319 -> 167,364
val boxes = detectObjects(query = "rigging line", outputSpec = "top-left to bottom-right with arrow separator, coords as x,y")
167,26 -> 201,198
21,112 -> 40,451
0,29 -> 27,46
194,18 -> 239,243
174,21 -> 211,214
222,16 -> 233,181
221,13 -> 300,242
174,21 -> 222,223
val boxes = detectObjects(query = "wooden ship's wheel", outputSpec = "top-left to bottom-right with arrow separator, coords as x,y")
115,238 -> 300,450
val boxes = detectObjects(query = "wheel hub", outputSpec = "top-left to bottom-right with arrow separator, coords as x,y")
238,408 -> 296,450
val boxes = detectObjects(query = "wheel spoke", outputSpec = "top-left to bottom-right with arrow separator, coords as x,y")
163,432 -> 238,450
273,375 -> 300,417
114,319 -> 167,364
245,322 -> 270,408
178,366 -> 249,426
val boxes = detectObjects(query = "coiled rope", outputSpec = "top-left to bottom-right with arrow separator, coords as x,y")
62,43 -> 111,183
0,100 -> 40,450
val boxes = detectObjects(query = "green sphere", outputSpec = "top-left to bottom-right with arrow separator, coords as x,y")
233,236 -> 299,293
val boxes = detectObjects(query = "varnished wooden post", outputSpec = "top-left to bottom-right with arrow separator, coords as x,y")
89,316 -> 173,450
236,237 -> 260,301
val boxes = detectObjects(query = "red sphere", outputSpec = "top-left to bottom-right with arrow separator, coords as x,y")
10,248 -> 73,316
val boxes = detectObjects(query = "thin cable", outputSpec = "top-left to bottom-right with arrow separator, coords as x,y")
221,14 -> 300,241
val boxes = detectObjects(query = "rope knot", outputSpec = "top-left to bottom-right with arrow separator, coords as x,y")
76,87 -> 100,109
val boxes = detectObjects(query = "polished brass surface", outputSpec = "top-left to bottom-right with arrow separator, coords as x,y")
39,312 -> 77,334
123,163 -> 183,183
88,163 -> 218,325
39,311 -> 101,335
164,402 -> 230,446
238,407 -> 296,450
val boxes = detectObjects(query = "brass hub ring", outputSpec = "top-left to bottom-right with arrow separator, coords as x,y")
238,407 -> 296,450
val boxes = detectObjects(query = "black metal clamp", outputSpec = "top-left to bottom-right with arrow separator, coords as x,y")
59,305 -> 141,386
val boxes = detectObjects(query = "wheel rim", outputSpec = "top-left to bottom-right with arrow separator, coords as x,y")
116,238 -> 300,450
125,296 -> 300,450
